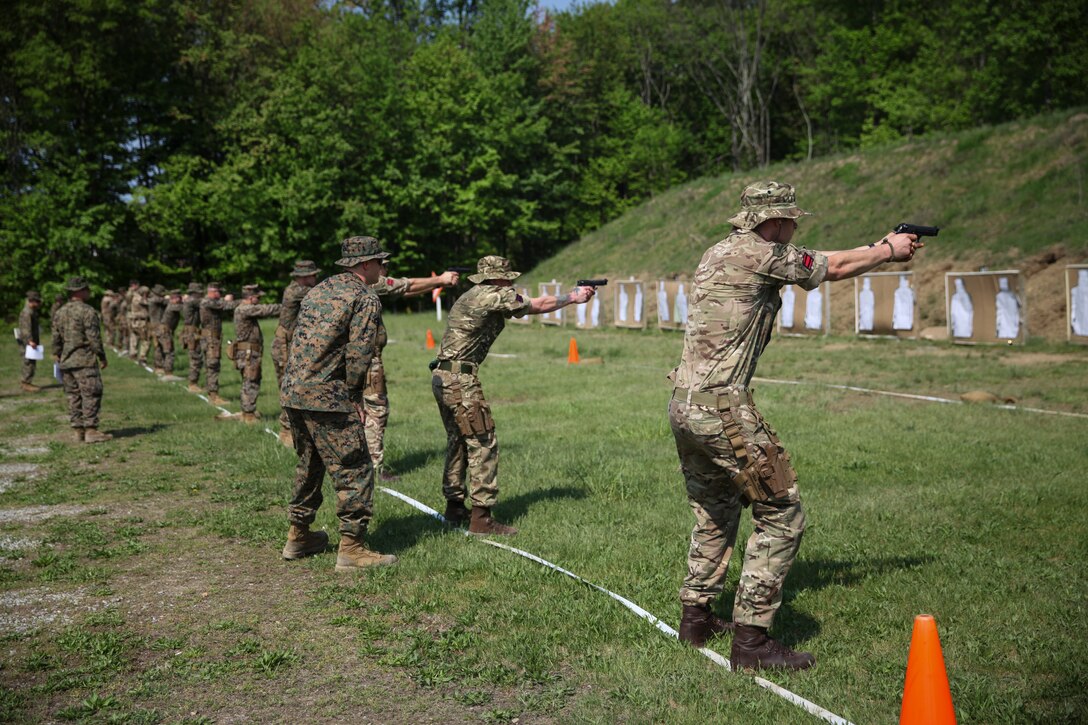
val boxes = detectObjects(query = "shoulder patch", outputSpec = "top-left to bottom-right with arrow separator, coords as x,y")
802,252 -> 814,270
386,279 -> 395,286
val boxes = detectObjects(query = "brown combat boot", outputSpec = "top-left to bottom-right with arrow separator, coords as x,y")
83,428 -> 113,444
468,506 -> 517,536
20,382 -> 41,393
334,534 -> 397,571
378,467 -> 400,483
72,428 -> 85,443
678,604 -> 735,647
208,393 -> 228,405
241,412 -> 260,424
443,499 -> 470,526
281,524 -> 329,560
730,625 -> 815,671
187,383 -> 202,393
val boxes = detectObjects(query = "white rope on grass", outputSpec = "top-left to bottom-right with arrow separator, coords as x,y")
378,485 -> 854,725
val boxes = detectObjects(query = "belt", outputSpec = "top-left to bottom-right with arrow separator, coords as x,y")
671,386 -> 754,409
435,360 -> 478,374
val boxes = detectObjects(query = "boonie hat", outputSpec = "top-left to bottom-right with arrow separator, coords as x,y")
26,290 -> 42,302
727,180 -> 812,231
242,284 -> 262,297
335,236 -> 390,267
290,260 -> 321,277
468,256 -> 521,284
187,282 -> 204,294
66,276 -> 90,292
151,284 -> 167,296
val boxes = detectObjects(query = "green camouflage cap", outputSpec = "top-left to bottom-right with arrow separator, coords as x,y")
727,180 -> 812,231
290,260 -> 321,277
468,255 -> 521,284
26,290 -> 42,302
335,236 -> 390,267
66,276 -> 90,291
151,283 -> 167,295
187,282 -> 204,294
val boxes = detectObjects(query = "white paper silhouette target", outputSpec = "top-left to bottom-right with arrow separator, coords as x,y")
945,271 -> 1025,344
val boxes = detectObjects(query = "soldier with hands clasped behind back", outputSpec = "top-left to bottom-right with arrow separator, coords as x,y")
669,181 -> 921,669
52,277 -> 112,444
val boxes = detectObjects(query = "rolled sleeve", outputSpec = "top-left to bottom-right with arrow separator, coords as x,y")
764,244 -> 828,291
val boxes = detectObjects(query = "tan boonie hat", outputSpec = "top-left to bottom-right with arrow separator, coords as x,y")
727,180 -> 812,231
187,282 -> 204,294
335,236 -> 390,267
468,255 -> 521,284
242,284 -> 262,297
66,276 -> 90,291
290,260 -> 321,277
152,284 -> 167,296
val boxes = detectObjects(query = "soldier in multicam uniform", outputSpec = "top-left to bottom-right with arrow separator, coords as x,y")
147,284 -> 168,374
218,285 -> 281,423
100,290 -> 119,352
198,283 -> 237,405
159,289 -> 184,381
128,285 -> 151,365
280,236 -> 396,570
182,282 -> 204,392
271,261 -> 321,446
431,256 -> 594,535
52,277 -> 112,444
366,264 -> 460,481
17,290 -> 43,393
120,280 -> 139,357
668,181 -> 921,669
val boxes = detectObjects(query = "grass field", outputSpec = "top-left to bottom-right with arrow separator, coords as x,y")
1,313 -> 1086,723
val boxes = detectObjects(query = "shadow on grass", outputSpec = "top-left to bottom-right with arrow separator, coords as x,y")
499,485 -> 588,523
109,423 -> 169,439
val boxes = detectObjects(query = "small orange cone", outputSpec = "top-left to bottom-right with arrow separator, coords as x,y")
900,614 -> 956,725
567,337 -> 580,364
425,329 -> 436,350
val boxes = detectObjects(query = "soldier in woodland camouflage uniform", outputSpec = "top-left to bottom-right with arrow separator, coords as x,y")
147,284 -> 168,373
182,282 -> 204,392
52,277 -> 112,443
17,290 -> 43,392
199,283 -> 237,405
366,264 -> 460,480
431,256 -> 594,535
159,289 -> 183,380
272,261 -> 320,445
217,285 -> 280,423
128,285 -> 151,364
668,181 -> 921,669
280,236 -> 396,570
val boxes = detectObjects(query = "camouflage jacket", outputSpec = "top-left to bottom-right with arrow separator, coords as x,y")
182,297 -> 201,327
275,281 -> 314,341
436,284 -> 531,366
18,304 -> 40,346
233,303 -> 282,346
49,301 -> 64,330
199,297 -> 238,338
371,275 -> 412,353
669,229 -> 828,391
128,290 -> 149,321
147,293 -> 166,325
163,302 -> 182,331
101,296 -> 118,324
52,300 -> 106,370
280,272 -> 381,413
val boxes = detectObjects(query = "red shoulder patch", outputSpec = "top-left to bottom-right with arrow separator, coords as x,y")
802,253 -> 814,270
386,278 -> 395,286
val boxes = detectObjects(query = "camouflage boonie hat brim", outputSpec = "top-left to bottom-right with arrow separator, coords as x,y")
187,282 -> 204,294
66,276 -> 90,292
167,289 -> 182,296
468,255 -> 521,284
290,260 -> 321,277
242,285 -> 262,297
335,236 -> 391,267
151,284 -> 167,295
727,180 -> 812,231
27,290 -> 42,302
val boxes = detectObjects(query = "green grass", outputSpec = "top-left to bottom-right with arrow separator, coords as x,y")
0,314 -> 1086,722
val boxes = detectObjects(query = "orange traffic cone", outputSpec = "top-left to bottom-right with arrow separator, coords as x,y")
900,614 -> 956,725
426,329 -> 436,350
567,337 -> 580,364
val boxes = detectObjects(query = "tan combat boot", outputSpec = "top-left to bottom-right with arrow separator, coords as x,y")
281,524 -> 329,560
72,428 -> 85,443
20,382 -> 41,393
187,383 -> 202,393
468,506 -> 517,536
335,534 -> 397,571
730,625 -> 815,671
83,428 -> 113,444
241,412 -> 260,424
208,393 -> 228,405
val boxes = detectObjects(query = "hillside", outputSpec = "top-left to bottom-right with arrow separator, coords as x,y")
523,109 -> 1088,341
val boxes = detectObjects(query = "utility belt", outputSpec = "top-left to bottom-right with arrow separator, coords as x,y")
227,340 -> 260,363
672,385 -> 795,506
430,359 -> 478,375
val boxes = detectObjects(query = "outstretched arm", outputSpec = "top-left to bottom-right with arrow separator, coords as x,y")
526,285 -> 595,315
824,232 -> 921,281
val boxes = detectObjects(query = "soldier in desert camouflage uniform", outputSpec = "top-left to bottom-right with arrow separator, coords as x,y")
271,261 -> 321,445
182,282 -> 204,392
280,236 -> 396,570
128,285 -> 151,365
100,290 -> 119,351
431,256 -> 594,535
17,290 -> 43,392
218,285 -> 280,423
52,277 -> 112,444
147,284 -> 168,374
366,264 -> 460,481
159,289 -> 183,380
199,283 -> 237,405
668,181 -> 921,669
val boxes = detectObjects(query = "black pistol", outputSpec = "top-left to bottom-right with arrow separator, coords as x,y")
446,266 -> 475,273
894,223 -> 940,238
576,279 -> 608,288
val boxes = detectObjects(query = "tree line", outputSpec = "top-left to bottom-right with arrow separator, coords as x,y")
3,0 -> 1085,310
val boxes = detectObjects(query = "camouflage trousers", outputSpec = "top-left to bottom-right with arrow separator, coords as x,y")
363,356 -> 389,471
157,326 -> 175,372
187,335 -> 204,384
432,370 -> 499,508
669,395 -> 805,630
20,356 -> 36,384
285,407 -> 374,538
111,322 -> 124,350
201,336 -> 222,394
271,326 -> 289,430
235,349 -> 262,414
61,366 -> 103,429
128,319 -> 149,363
